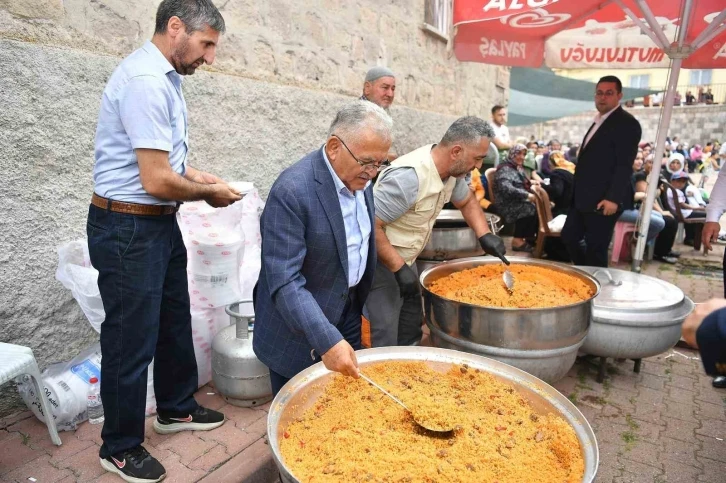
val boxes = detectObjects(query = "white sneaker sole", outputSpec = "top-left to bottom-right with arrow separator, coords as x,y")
100,458 -> 166,483
153,418 -> 225,434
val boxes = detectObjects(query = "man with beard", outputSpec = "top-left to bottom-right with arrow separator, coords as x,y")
88,1 -> 239,481
363,117 -> 508,347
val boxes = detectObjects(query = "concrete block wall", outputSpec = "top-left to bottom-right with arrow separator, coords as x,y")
0,0 -> 507,415
509,104 -> 726,146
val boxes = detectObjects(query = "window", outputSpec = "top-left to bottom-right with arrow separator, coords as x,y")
423,0 -> 453,41
629,74 -> 651,89
689,69 -> 712,85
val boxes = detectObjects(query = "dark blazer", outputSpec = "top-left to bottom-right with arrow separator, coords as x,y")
698,308 -> 726,377
252,147 -> 376,378
573,106 -> 642,212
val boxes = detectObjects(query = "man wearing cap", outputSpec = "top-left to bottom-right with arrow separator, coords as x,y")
364,116 -> 508,347
362,67 -> 398,161
361,66 -> 396,110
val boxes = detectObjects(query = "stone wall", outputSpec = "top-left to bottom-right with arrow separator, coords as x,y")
509,104 -> 726,145
0,0 -> 507,415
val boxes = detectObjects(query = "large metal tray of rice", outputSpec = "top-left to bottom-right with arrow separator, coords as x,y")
268,347 -> 598,482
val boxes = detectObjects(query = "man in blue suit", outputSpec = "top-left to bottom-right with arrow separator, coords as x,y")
253,101 -> 393,395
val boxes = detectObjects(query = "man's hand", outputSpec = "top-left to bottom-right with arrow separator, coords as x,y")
197,171 -> 224,184
205,184 -> 242,208
597,199 -> 619,216
321,340 -> 359,377
393,263 -> 421,299
702,221 -> 721,252
479,233 -> 508,264
682,298 -> 726,348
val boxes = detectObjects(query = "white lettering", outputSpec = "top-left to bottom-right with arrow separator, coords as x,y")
714,43 -> 726,60
479,37 -> 526,59
483,0 -> 558,13
483,0 -> 507,12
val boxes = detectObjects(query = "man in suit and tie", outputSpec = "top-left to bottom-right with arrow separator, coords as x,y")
253,100 -> 392,395
562,75 -> 642,267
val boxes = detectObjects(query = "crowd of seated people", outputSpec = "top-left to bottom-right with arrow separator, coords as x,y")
473,130 -> 722,264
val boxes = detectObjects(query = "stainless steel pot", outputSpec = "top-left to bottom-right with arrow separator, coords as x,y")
211,300 -> 272,407
418,210 -> 501,261
268,347 -> 598,483
577,267 -> 695,359
421,257 -> 601,382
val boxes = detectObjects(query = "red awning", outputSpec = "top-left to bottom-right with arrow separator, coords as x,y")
453,0 -> 726,69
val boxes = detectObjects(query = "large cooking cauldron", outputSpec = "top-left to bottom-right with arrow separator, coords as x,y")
421,257 -> 600,382
418,210 -> 501,261
578,267 -> 694,359
268,347 -> 599,483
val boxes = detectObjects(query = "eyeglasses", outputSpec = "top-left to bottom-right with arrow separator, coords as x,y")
332,134 -> 390,172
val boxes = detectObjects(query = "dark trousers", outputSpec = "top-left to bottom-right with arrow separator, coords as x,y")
654,214 -> 678,257
684,212 -> 707,242
87,204 -> 199,458
269,289 -> 362,397
561,207 -> 620,267
514,215 -> 538,239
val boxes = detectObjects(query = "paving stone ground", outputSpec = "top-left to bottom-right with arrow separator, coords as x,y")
2,175 -> 726,482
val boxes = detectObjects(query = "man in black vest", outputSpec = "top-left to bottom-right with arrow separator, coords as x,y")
562,75 -> 642,267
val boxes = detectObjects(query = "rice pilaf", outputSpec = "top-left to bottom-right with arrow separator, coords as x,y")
280,361 -> 585,482
427,264 -> 594,309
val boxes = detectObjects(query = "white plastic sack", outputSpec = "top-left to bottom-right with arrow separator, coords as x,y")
180,203 -> 245,309
547,214 -> 567,233
17,343 -> 158,427
55,240 -> 105,333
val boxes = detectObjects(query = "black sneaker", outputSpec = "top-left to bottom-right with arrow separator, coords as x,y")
100,445 -> 166,483
713,376 -> 726,389
153,406 -> 225,434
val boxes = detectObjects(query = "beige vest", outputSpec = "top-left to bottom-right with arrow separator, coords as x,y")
377,144 -> 456,265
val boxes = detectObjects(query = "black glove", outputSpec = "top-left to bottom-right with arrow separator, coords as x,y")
393,263 -> 421,299
479,233 -> 509,265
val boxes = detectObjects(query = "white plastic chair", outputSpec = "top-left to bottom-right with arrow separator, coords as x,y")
0,342 -> 62,445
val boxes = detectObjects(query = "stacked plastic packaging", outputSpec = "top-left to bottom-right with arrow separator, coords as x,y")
20,182 -> 264,429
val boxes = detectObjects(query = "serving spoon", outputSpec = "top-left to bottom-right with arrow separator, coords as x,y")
358,372 -> 454,433
499,255 -> 514,293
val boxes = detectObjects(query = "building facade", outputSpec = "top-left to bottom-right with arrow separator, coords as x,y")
0,0 -> 508,415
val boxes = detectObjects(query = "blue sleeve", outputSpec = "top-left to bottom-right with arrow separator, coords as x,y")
261,182 -> 343,356
118,75 -> 173,152
696,307 -> 726,376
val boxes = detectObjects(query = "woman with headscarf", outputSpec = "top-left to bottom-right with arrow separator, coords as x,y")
492,144 -> 538,252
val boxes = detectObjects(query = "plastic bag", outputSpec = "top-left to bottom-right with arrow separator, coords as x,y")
17,343 -> 158,429
55,240 -> 105,332
547,214 -> 567,233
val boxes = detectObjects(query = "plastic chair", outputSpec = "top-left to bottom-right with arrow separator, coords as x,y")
611,221 -> 636,264
0,342 -> 62,445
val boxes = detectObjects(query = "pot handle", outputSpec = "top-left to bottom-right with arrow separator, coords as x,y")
226,300 -> 254,340
591,269 -> 623,286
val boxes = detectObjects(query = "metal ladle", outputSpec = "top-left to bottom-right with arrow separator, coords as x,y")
500,255 -> 514,293
358,372 -> 454,433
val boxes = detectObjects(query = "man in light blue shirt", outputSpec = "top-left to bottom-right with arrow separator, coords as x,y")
322,147 -> 372,287
87,2 -> 240,482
